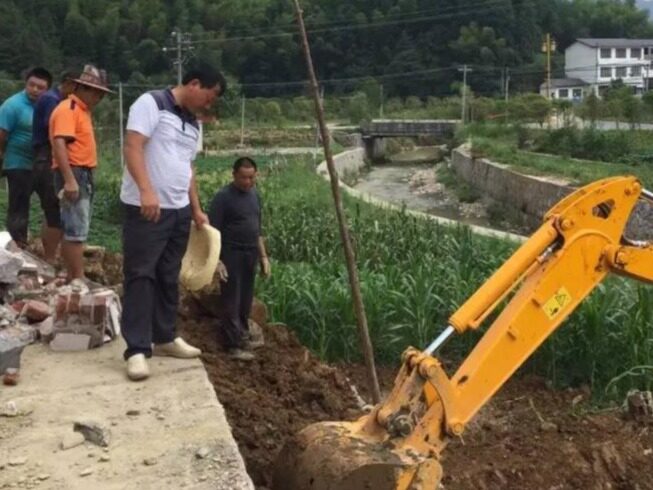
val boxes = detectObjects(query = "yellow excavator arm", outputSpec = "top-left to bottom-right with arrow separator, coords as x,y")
274,176 -> 653,490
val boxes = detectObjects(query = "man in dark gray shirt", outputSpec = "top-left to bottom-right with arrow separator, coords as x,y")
208,157 -> 270,361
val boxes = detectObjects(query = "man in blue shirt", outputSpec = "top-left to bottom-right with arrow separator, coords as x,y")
0,67 -> 52,250
32,69 -> 78,262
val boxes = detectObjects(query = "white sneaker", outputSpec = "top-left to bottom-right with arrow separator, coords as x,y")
126,354 -> 149,381
152,337 -> 201,359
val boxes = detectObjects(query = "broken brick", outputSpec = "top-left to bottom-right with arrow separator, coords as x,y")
24,300 -> 51,323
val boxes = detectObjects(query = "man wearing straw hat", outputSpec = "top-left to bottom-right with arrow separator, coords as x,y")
49,64 -> 113,281
120,62 -> 226,381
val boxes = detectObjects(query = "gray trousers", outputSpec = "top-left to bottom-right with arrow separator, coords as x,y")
121,204 -> 191,360
219,244 -> 258,349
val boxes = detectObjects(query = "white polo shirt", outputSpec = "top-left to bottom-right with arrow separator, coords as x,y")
120,89 -> 199,209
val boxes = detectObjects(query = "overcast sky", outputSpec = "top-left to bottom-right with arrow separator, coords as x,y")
637,0 -> 653,16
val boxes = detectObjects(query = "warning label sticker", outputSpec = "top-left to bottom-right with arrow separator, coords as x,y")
543,287 -> 572,320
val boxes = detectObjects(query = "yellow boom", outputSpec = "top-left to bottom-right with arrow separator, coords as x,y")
273,176 -> 653,490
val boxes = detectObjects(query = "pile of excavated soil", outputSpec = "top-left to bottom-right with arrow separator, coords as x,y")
443,377 -> 653,489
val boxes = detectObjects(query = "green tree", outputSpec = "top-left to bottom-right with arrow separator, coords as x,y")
642,90 -> 653,118
404,96 -> 422,111
604,81 -> 635,128
450,22 -> 516,66
95,6 -> 120,69
553,99 -> 574,127
508,94 -> 552,126
578,92 -> 601,127
135,39 -> 165,75
347,92 -> 370,124
62,6 -> 95,62
262,100 -> 283,126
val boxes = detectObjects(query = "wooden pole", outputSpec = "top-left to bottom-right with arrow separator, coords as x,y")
118,82 -> 124,168
546,33 -> 552,100
292,0 -> 381,404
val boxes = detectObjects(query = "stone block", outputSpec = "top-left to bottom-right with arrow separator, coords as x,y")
0,248 -> 23,284
50,333 -> 91,352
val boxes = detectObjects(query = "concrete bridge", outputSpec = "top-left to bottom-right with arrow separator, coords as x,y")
360,119 -> 459,160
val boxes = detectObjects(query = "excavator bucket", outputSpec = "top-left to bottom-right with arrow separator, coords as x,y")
272,419 -> 442,490
273,349 -> 448,489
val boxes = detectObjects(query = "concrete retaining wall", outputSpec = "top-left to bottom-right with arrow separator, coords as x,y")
317,147 -> 367,181
451,145 -> 653,239
451,146 -> 573,229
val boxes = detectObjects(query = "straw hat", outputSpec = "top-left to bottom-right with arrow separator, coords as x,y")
74,64 -> 114,94
180,225 -> 222,292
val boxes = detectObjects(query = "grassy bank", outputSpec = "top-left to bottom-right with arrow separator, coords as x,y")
462,123 -> 653,187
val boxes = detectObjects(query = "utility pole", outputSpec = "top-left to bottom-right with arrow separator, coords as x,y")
164,29 -> 203,152
118,82 -> 124,167
379,84 -> 384,118
314,86 -> 325,162
176,30 -> 183,84
504,67 -> 510,102
542,34 -> 557,100
240,95 -> 246,147
163,28 -> 193,85
458,65 -> 472,124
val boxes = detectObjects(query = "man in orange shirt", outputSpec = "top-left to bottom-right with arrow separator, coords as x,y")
49,65 -> 113,281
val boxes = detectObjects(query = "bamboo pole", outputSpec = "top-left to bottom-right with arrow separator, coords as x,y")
292,0 -> 381,404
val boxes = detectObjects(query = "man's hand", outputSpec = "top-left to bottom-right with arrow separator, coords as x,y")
192,210 -> 209,228
63,178 -> 80,202
260,256 -> 271,278
217,261 -> 229,282
140,188 -> 161,222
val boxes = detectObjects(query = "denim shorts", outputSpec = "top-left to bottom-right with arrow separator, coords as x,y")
54,167 -> 94,242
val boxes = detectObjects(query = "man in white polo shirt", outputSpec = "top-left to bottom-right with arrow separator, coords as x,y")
120,62 -> 226,381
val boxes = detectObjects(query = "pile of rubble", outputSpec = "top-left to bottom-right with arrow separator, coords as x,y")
0,232 -> 121,386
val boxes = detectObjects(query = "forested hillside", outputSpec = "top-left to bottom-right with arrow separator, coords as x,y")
2,0 -> 652,97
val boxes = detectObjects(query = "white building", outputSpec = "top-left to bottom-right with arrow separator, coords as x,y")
565,38 -> 653,96
539,78 -> 588,100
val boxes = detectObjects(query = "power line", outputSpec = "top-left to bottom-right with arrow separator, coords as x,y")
0,62 -> 634,91
190,4 -> 516,46
191,0 -> 513,40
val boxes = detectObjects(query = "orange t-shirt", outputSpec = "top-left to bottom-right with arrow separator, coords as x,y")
49,94 -> 97,169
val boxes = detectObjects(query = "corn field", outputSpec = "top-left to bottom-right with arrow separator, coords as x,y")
253,160 -> 653,401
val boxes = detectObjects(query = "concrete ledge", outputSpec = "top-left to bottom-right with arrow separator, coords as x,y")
451,145 -> 574,228
317,148 -> 524,243
0,340 -> 253,490
451,145 -> 653,239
